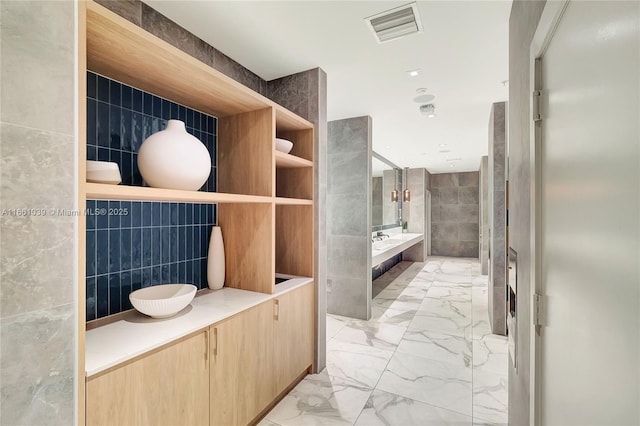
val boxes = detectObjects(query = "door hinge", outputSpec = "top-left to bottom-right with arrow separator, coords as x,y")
533,293 -> 545,326
533,90 -> 542,122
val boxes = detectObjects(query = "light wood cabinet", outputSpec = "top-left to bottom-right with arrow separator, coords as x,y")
86,331 -> 209,426
209,301 -> 275,426
209,282 -> 314,426
274,282 -> 315,394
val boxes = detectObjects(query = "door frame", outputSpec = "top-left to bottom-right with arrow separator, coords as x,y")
528,2 -> 569,424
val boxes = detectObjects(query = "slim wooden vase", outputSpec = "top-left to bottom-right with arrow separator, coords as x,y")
207,226 -> 225,290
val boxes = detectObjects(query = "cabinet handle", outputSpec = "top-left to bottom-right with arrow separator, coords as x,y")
274,299 -> 280,320
204,330 -> 209,363
213,327 -> 218,356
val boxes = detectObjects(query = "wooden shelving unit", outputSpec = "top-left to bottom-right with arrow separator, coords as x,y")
275,151 -> 314,168
78,1 -> 315,422
85,183 -> 273,204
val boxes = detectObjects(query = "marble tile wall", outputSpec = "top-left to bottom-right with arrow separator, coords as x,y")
507,2 -> 546,423
327,116 -> 372,320
488,102 -> 507,335
267,67 -> 328,372
431,172 -> 480,258
0,1 -> 76,423
480,156 -> 489,274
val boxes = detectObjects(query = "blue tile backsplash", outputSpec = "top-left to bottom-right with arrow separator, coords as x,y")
86,71 -> 217,191
86,72 -> 219,321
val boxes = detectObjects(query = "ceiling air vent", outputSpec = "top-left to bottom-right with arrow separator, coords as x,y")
365,2 -> 423,44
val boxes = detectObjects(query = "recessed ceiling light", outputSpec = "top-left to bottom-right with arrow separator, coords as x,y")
385,145 -> 391,149
438,149 -> 451,154
449,164 -> 454,168
438,143 -> 447,147
446,157 -> 462,162
407,69 -> 420,77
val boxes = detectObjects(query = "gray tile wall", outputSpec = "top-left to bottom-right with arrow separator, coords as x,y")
94,0 -> 266,95
382,169 -> 401,225
267,68 -> 328,372
488,102 -> 507,336
430,172 -> 480,258
372,177 -> 383,226
327,116 -> 372,320
403,168 -> 429,262
0,1 -> 76,424
480,156 -> 489,274
508,1 -> 546,424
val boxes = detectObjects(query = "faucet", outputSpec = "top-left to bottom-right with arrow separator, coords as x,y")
376,231 -> 390,240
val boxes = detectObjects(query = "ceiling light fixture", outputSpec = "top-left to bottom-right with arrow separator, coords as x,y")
407,69 -> 420,77
365,2 -> 423,44
449,164 -> 454,168
420,103 -> 436,118
439,143 -> 447,147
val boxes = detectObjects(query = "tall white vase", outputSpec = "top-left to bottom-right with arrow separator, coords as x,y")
138,119 -> 211,190
207,226 -> 225,290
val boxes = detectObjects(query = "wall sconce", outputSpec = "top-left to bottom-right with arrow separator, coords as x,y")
391,169 -> 399,202
402,167 -> 410,202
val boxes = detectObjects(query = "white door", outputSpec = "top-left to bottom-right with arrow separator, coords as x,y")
533,1 -> 640,424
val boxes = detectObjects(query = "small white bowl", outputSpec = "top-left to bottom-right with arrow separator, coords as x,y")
129,284 -> 197,319
275,138 -> 294,154
87,160 -> 121,184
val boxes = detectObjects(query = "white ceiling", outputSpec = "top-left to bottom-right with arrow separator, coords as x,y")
144,0 -> 511,174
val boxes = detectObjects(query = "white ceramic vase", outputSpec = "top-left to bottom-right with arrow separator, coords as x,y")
207,226 -> 225,290
138,119 -> 211,190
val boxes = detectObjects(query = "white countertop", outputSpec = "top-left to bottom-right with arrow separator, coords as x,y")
85,277 -> 312,377
372,232 -> 424,266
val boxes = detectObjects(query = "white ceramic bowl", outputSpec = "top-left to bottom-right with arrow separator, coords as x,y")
129,284 -> 197,318
275,138 -> 294,154
86,160 -> 121,184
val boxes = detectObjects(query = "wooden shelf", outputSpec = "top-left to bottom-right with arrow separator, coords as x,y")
275,197 -> 313,206
86,1 -> 312,132
85,183 -> 272,204
275,152 -> 313,168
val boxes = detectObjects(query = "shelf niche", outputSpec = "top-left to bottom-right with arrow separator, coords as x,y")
276,128 -> 314,200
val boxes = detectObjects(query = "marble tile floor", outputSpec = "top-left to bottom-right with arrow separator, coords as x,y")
260,257 -> 508,426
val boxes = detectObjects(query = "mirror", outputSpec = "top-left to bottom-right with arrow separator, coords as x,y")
372,152 -> 402,229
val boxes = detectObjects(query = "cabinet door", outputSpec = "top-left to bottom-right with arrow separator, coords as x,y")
86,331 -> 209,426
210,301 -> 275,426
274,283 -> 314,394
